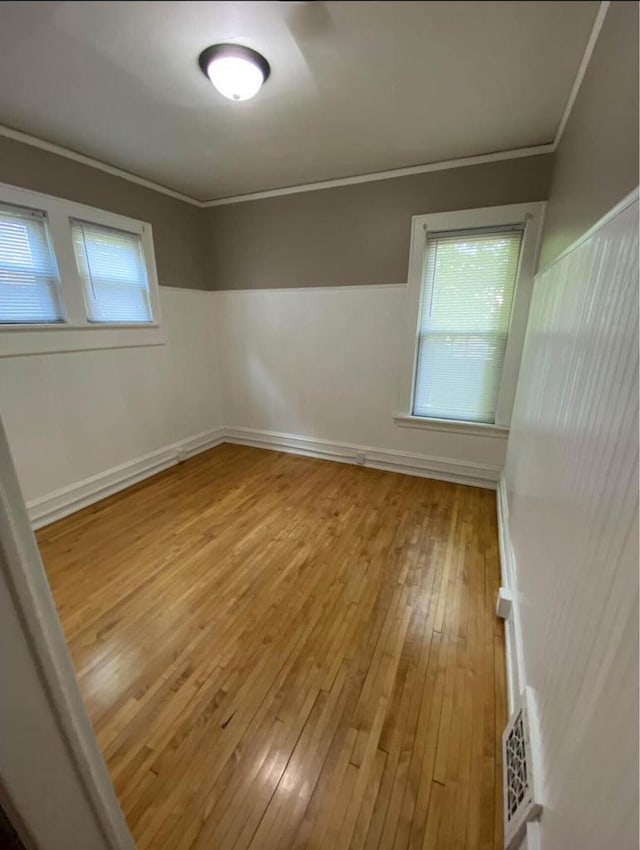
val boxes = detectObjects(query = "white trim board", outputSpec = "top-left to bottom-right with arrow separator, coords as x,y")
29,424 -> 503,529
0,121 -> 553,207
393,414 -> 509,439
0,416 -> 137,850
28,428 -> 225,529
553,1 -> 610,148
496,474 -> 526,715
521,821 -> 543,850
224,426 -> 501,489
215,282 -> 407,294
202,146 -> 554,206
0,123 -> 198,206
537,187 -> 639,275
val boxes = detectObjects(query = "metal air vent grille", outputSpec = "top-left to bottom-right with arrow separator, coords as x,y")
503,688 -> 542,849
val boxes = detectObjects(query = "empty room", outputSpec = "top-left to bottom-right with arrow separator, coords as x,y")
0,2 -> 637,850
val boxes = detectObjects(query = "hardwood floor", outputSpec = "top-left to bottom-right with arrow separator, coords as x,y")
37,444 -> 506,850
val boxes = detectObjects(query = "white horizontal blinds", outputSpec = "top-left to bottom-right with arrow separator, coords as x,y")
71,220 -> 152,323
413,225 -> 523,423
0,203 -> 64,324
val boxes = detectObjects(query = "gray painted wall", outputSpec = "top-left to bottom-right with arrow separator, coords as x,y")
0,136 -> 553,291
0,136 -> 207,290
0,0 -> 637,291
204,155 -> 554,290
539,0 -> 639,269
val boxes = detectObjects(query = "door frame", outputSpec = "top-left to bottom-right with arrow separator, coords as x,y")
0,414 -> 135,850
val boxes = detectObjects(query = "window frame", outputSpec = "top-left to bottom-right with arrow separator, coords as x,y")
0,182 -> 164,357
396,202 -> 545,431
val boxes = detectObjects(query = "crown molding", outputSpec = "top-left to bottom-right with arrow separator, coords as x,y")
202,145 -> 555,207
0,1 -> 609,211
0,122 -> 554,208
554,1 -> 610,148
0,123 -> 201,206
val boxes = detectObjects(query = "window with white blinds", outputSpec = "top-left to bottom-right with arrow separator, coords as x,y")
71,220 -> 153,324
0,204 -> 64,324
413,226 -> 523,423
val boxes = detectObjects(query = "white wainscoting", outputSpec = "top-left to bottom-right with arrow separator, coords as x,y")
0,286 -> 224,524
500,192 -> 639,850
1,281 -> 509,529
213,284 -> 508,483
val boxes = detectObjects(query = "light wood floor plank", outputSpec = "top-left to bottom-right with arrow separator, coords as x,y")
37,444 -> 506,850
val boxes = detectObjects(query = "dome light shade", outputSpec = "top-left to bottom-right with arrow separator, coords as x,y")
198,44 -> 270,102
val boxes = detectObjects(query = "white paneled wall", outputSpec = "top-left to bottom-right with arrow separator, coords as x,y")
503,195 -> 638,850
0,286 -> 223,513
0,280 -> 508,522
214,285 -> 507,481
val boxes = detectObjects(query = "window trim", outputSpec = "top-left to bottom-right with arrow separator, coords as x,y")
393,414 -> 509,438
397,202 -> 545,430
0,182 -> 164,356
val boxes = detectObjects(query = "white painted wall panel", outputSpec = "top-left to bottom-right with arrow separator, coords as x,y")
0,280 -> 506,510
214,285 -> 508,471
504,196 -> 638,849
0,286 -> 223,503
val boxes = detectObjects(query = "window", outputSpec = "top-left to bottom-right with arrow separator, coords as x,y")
0,204 -> 64,325
0,182 -> 163,356
397,203 -> 545,432
413,226 -> 523,423
71,221 -> 152,324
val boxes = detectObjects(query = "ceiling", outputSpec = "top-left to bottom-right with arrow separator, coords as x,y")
0,1 -> 599,202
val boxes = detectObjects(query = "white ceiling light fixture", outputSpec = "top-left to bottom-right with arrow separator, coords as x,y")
198,43 -> 270,102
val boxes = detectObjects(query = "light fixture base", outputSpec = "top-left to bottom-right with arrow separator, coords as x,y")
198,43 -> 271,85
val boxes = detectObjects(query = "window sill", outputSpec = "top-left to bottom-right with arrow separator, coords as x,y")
393,414 -> 509,438
0,325 -> 166,357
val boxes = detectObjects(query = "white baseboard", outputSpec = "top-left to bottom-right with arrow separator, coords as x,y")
496,474 -> 526,714
29,424 -> 500,530
28,427 -> 226,530
224,425 -> 500,489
